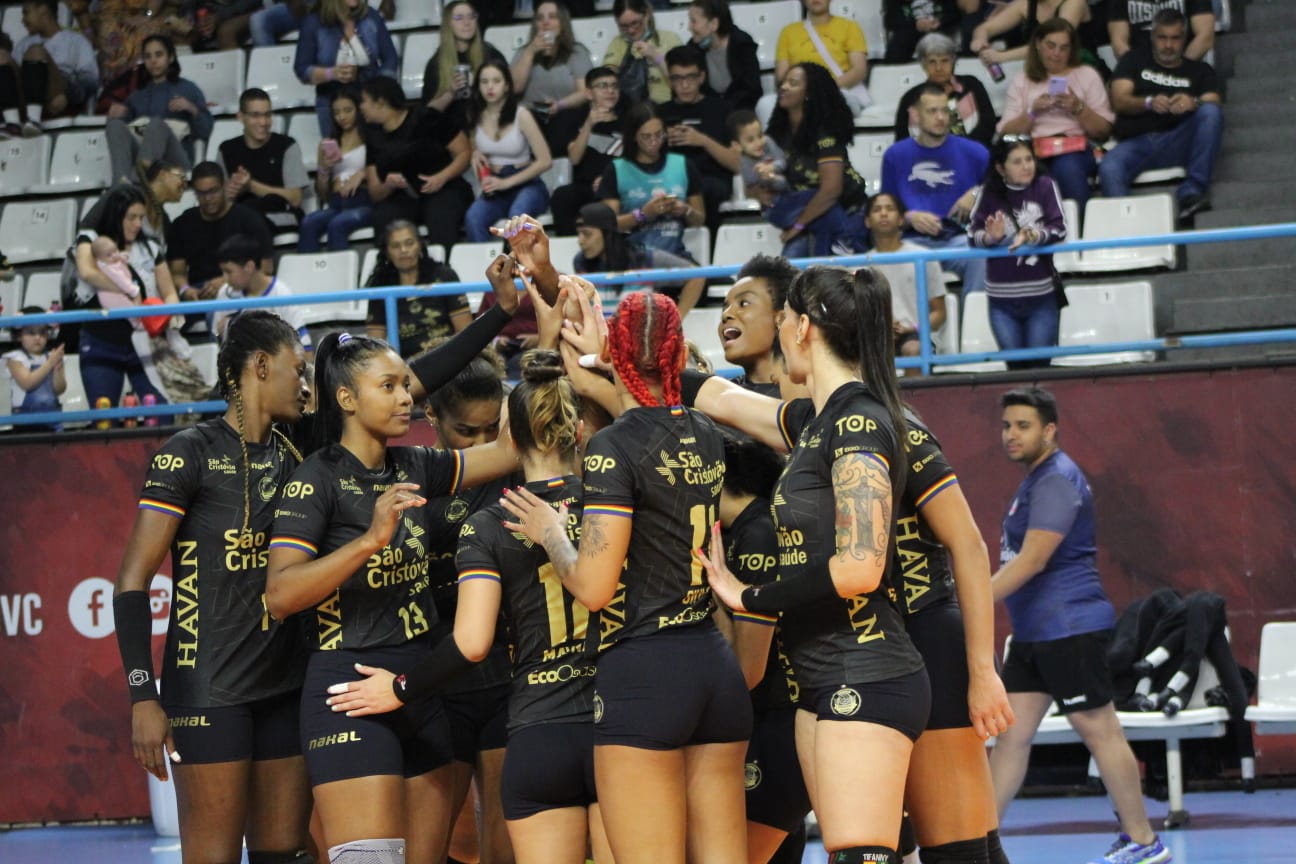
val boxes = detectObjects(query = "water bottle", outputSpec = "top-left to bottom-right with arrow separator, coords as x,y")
986,61 -> 1005,83
143,393 -> 159,427
478,163 -> 494,198
95,396 -> 112,430
123,393 -> 140,428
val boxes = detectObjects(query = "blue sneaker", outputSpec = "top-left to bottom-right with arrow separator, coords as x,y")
1111,837 -> 1171,864
1088,833 -> 1132,863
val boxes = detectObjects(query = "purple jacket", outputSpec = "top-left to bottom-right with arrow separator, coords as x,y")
969,174 -> 1066,298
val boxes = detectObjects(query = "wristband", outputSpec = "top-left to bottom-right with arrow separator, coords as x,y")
391,633 -> 478,703
113,591 -> 159,704
679,368 -> 713,408
633,207 -> 646,224
792,222 -> 806,232
1144,96 -> 1153,111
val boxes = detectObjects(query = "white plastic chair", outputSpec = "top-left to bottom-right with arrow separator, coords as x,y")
181,49 -> 247,115
549,235 -> 582,273
401,32 -> 442,98
247,45 -> 316,110
1052,198 -> 1082,274
164,188 -> 198,223
846,132 -> 891,194
0,199 -> 77,264
1075,194 -> 1176,273
681,306 -> 741,376
935,290 -> 1006,373
1247,621 -> 1296,735
288,112 -> 324,173
1054,280 -> 1156,366
22,271 -> 62,311
831,0 -> 885,62
654,8 -> 691,43
854,64 -> 925,128
0,275 -> 23,341
0,135 -> 53,195
30,130 -> 112,194
449,241 -> 508,312
713,222 -> 784,267
934,290 -> 958,355
740,0 -> 802,70
60,353 -> 89,422
486,23 -> 534,56
275,250 -> 364,324
381,0 -> 434,30
570,18 -> 614,68
954,58 -> 1023,116
682,226 -> 711,267
189,342 -> 219,388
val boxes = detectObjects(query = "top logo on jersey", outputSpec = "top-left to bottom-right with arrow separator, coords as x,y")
584,454 -> 617,474
283,481 -> 314,499
151,454 -> 185,472
835,415 -> 878,435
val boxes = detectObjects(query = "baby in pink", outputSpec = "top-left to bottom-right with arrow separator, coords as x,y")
91,236 -> 141,317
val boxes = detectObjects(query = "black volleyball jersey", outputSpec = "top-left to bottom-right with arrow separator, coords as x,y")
270,443 -> 465,652
456,476 -> 597,732
138,419 -> 307,707
772,385 -> 924,690
725,499 -> 799,711
896,415 -> 959,617
581,405 -> 726,650
425,472 -> 518,694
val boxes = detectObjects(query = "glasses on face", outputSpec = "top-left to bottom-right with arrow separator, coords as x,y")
617,15 -> 645,33
452,11 -> 478,21
591,81 -> 619,91
668,72 -> 700,84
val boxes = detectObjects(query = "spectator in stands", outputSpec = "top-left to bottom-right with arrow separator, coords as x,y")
969,136 -> 1067,368
423,0 -> 506,130
104,34 -> 213,183
83,159 -> 189,243
998,19 -> 1113,217
1109,0 -> 1214,62
0,0 -> 98,136
574,201 -> 704,316
881,83 -> 989,293
364,219 -> 472,356
215,88 -> 311,235
686,0 -> 761,111
362,75 -> 474,247
75,184 -> 179,411
5,306 -> 66,431
968,0 -> 1090,68
85,0 -> 174,88
250,0 -> 311,46
510,0 -> 593,154
185,0 -> 263,51
772,0 -> 868,114
604,0 -> 681,105
599,101 -> 706,262
298,86 -> 372,252
864,192 -> 948,362
168,161 -> 275,303
883,0 -> 960,62
1099,8 -> 1222,222
765,63 -> 870,257
895,32 -> 996,149
549,65 -> 624,235
659,44 -> 739,231
465,59 -> 554,242
294,0 -> 399,137
212,233 -> 311,346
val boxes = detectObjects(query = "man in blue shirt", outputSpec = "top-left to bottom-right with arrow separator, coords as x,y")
880,84 -> 989,293
988,388 -> 1171,864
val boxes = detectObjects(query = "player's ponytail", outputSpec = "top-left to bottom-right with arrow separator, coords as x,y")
509,349 -> 581,459
310,331 -> 390,450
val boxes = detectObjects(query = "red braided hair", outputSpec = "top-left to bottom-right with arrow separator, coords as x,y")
608,292 -> 684,408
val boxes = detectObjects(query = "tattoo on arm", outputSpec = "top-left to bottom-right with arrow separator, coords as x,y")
543,523 -> 579,579
579,514 -> 612,561
832,453 -> 892,569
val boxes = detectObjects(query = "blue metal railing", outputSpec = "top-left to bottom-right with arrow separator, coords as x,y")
3,222 -> 1294,428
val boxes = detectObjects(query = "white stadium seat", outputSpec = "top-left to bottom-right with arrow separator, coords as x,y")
449,241 -> 508,312
275,251 -> 364,325
288,112 -> 324,173
570,18 -> 614,68
682,306 -> 741,376
739,0 -> 801,70
548,235 -> 583,273
935,290 -> 1006,373
934,290 -> 958,355
855,63 -> 924,128
954,58 -> 1023,116
1247,621 -> 1296,735
846,132 -> 891,193
0,135 -> 52,195
1055,280 -> 1155,366
682,226 -> 711,267
181,49 -> 247,115
1053,198 -> 1082,274
654,8 -> 691,42
32,130 -> 112,194
164,188 -> 197,223
401,32 -> 442,98
246,45 -> 315,110
1,199 -> 77,264
0,276 -> 23,342
486,23 -> 534,56
60,353 -> 90,423
713,222 -> 784,267
831,0 -> 885,61
1075,194 -> 1176,273
23,271 -> 62,311
380,0 -> 435,30
189,342 -> 219,388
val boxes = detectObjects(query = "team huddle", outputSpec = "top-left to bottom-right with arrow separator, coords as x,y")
112,217 -> 1152,864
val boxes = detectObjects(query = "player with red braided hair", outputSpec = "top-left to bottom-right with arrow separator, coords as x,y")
502,288 -> 751,864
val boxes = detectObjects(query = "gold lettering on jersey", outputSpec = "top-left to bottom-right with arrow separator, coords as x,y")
584,454 -> 617,474
895,515 -> 930,607
151,454 -> 185,472
845,595 -> 886,644
658,607 -> 711,628
206,455 -> 237,474
526,663 -> 596,684
317,591 -> 343,650
308,730 -> 362,749
174,540 -> 200,667
223,529 -> 268,572
776,632 -> 799,703
907,428 -> 930,448
338,477 -> 362,495
655,450 -> 683,486
737,553 -> 777,573
678,450 -> 725,490
169,715 -> 211,727
282,481 -> 315,499
542,641 -> 584,662
460,522 -> 476,538
775,526 -> 809,567
598,582 -> 627,647
680,587 -> 709,606
366,545 -> 431,589
403,517 -> 425,558
912,451 -> 938,474
835,415 -> 878,435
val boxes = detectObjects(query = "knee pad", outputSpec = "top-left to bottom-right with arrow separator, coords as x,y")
918,836 -> 990,864
986,829 -> 1011,864
898,814 -> 916,857
830,846 -> 897,864
248,852 -> 314,864
327,839 -> 405,864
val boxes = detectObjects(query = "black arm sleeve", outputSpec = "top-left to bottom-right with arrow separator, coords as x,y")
741,570 -> 840,614
408,302 -> 513,393
679,368 -> 713,407
114,591 -> 159,703
392,631 -> 480,703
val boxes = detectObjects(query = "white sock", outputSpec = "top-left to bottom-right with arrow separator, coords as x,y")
28,104 -> 42,122
1135,677 -> 1152,696
3,108 -> 17,124
1241,756 -> 1255,779
1144,646 -> 1171,668
1166,670 -> 1190,693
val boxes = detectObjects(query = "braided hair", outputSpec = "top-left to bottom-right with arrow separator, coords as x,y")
217,311 -> 306,533
606,291 -> 684,408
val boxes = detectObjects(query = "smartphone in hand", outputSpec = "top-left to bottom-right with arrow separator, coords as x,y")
1048,76 -> 1068,98
321,138 -> 342,162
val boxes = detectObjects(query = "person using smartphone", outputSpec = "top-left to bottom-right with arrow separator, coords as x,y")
510,0 -> 594,154
299,87 -> 374,252
995,19 -> 1112,220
